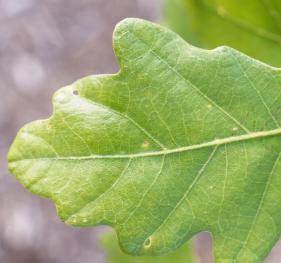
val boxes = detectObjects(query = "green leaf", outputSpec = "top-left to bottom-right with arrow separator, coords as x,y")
8,18 -> 281,263
164,0 -> 281,67
100,231 -> 197,263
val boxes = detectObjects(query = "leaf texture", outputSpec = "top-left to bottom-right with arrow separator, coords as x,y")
164,0 -> 281,67
8,18 -> 281,263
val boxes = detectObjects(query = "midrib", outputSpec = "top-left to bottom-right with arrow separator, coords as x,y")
12,127 -> 281,161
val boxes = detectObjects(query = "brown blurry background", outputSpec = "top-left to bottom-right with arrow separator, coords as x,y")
1,1 -> 281,262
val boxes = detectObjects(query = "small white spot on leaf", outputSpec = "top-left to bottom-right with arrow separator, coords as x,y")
142,140 -> 150,149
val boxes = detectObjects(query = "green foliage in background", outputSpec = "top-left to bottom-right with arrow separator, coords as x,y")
164,0 -> 281,67
8,18 -> 281,263
101,232 -> 197,263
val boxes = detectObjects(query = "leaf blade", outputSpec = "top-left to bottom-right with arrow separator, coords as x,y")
164,0 -> 281,67
8,18 -> 281,263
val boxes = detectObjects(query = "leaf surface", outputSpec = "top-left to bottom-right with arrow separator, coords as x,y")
8,18 -> 281,263
100,231 -> 197,263
164,0 -> 281,67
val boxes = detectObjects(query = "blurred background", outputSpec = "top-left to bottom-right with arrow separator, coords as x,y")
0,0 -> 281,262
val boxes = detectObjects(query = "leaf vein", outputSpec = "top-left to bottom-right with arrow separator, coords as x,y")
127,29 -> 251,134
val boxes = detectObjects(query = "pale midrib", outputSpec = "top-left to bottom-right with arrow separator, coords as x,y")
11,128 -> 281,162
